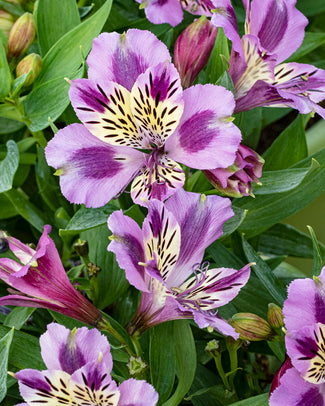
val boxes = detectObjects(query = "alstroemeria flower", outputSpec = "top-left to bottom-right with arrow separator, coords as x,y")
0,226 -> 106,328
107,188 -> 251,337
13,323 -> 158,406
45,29 -> 241,207
270,267 -> 325,405
135,0 -> 214,27
211,0 -> 325,117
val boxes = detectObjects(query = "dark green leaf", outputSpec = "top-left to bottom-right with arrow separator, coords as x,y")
36,0 -> 80,55
286,32 -> 325,62
205,27 -> 229,84
263,115 -> 307,171
308,226 -> 323,276
0,117 -> 25,134
0,141 -> 19,193
0,39 -> 11,98
150,322 -> 176,404
0,327 -> 14,402
222,206 -> 247,238
234,108 -> 262,149
297,0 -> 325,16
229,393 -> 268,405
4,307 -> 35,330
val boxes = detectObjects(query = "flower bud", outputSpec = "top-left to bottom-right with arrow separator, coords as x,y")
16,53 -> 42,86
8,13 -> 36,59
230,313 -> 275,341
73,239 -> 89,258
267,303 -> 284,329
174,16 -> 217,88
205,339 -> 222,357
0,10 -> 15,37
203,144 -> 264,198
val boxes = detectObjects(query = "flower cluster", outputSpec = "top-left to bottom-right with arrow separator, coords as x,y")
12,323 -> 158,405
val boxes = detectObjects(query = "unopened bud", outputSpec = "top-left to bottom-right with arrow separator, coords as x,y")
0,10 -> 15,37
16,53 -> 42,86
174,16 -> 217,88
205,339 -> 222,358
230,313 -> 275,341
8,13 -> 36,59
73,239 -> 89,258
126,356 -> 148,377
267,303 -> 284,329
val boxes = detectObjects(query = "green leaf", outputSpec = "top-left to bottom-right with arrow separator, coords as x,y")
234,108 -> 262,149
4,188 -> 47,232
0,194 -> 17,219
163,321 -> 196,406
0,39 -> 11,98
252,166 -> 313,195
268,341 -> 285,362
36,0 -> 80,55
229,393 -> 268,406
297,0 -> 325,16
4,307 -> 36,330
0,117 -> 25,134
221,206 -> 247,238
205,27 -> 229,84
234,148 -> 325,237
0,141 -> 19,193
216,70 -> 234,94
150,322 -> 176,404
286,32 -> 325,62
0,328 -> 14,402
242,238 -> 287,305
263,115 -> 307,171
258,223 -> 325,259
24,0 -> 113,131
308,226 -> 323,276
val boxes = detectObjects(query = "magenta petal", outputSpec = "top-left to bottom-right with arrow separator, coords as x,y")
164,189 -> 233,286
143,0 -> 183,27
45,124 -> 143,207
269,367 -> 324,406
181,0 -> 214,16
118,378 -> 158,406
249,0 -> 308,63
166,84 -> 241,170
107,210 -> 148,292
193,311 -> 239,338
87,30 -> 171,91
40,323 -> 112,374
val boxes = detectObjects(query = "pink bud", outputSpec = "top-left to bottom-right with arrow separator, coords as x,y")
174,16 -> 217,88
8,13 -> 36,59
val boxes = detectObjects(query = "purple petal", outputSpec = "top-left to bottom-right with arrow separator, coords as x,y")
269,367 -> 324,406
211,0 -> 244,59
16,369 -> 72,405
181,0 -> 214,16
69,79 -> 148,149
164,189 -> 233,286
193,311 -> 239,338
107,210 -> 148,292
166,84 -> 241,170
45,124 -> 143,207
141,0 -> 184,27
87,30 -> 171,91
4,235 -> 35,265
118,378 -> 159,406
249,0 -> 308,63
130,62 -> 184,148
130,154 -> 185,204
40,323 -> 112,374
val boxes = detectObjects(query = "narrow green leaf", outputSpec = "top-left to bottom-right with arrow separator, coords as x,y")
0,328 -> 14,402
163,321 -> 196,406
150,323 -> 176,404
216,70 -> 235,94
308,226 -> 323,276
24,0 -> 113,131
297,0 -> 325,16
36,0 -> 80,55
0,194 -> 17,219
4,307 -> 35,330
0,39 -> 11,98
234,108 -> 262,149
242,238 -> 287,305
205,27 -> 229,83
0,117 -> 25,134
221,207 -> 247,238
258,223 -> 325,259
229,393 -> 268,406
286,32 -> 325,62
0,141 -> 19,193
263,115 -> 307,170
268,341 -> 285,362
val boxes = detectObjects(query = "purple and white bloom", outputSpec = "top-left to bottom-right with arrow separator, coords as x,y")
211,0 -> 325,117
13,323 -> 158,406
135,0 -> 214,27
203,143 -> 264,197
0,226 -> 105,328
107,188 -> 251,337
269,267 -> 325,405
45,29 -> 241,207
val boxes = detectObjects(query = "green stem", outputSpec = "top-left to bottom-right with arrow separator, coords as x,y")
213,353 -> 231,391
97,317 -> 135,356
130,333 -> 143,358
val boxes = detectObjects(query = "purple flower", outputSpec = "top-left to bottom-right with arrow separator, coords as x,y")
0,226 -> 105,328
45,29 -> 241,208
13,323 -> 158,406
174,16 -> 218,88
203,143 -> 264,197
269,267 -> 325,405
211,0 -> 325,117
135,0 -> 214,27
107,188 -> 251,337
